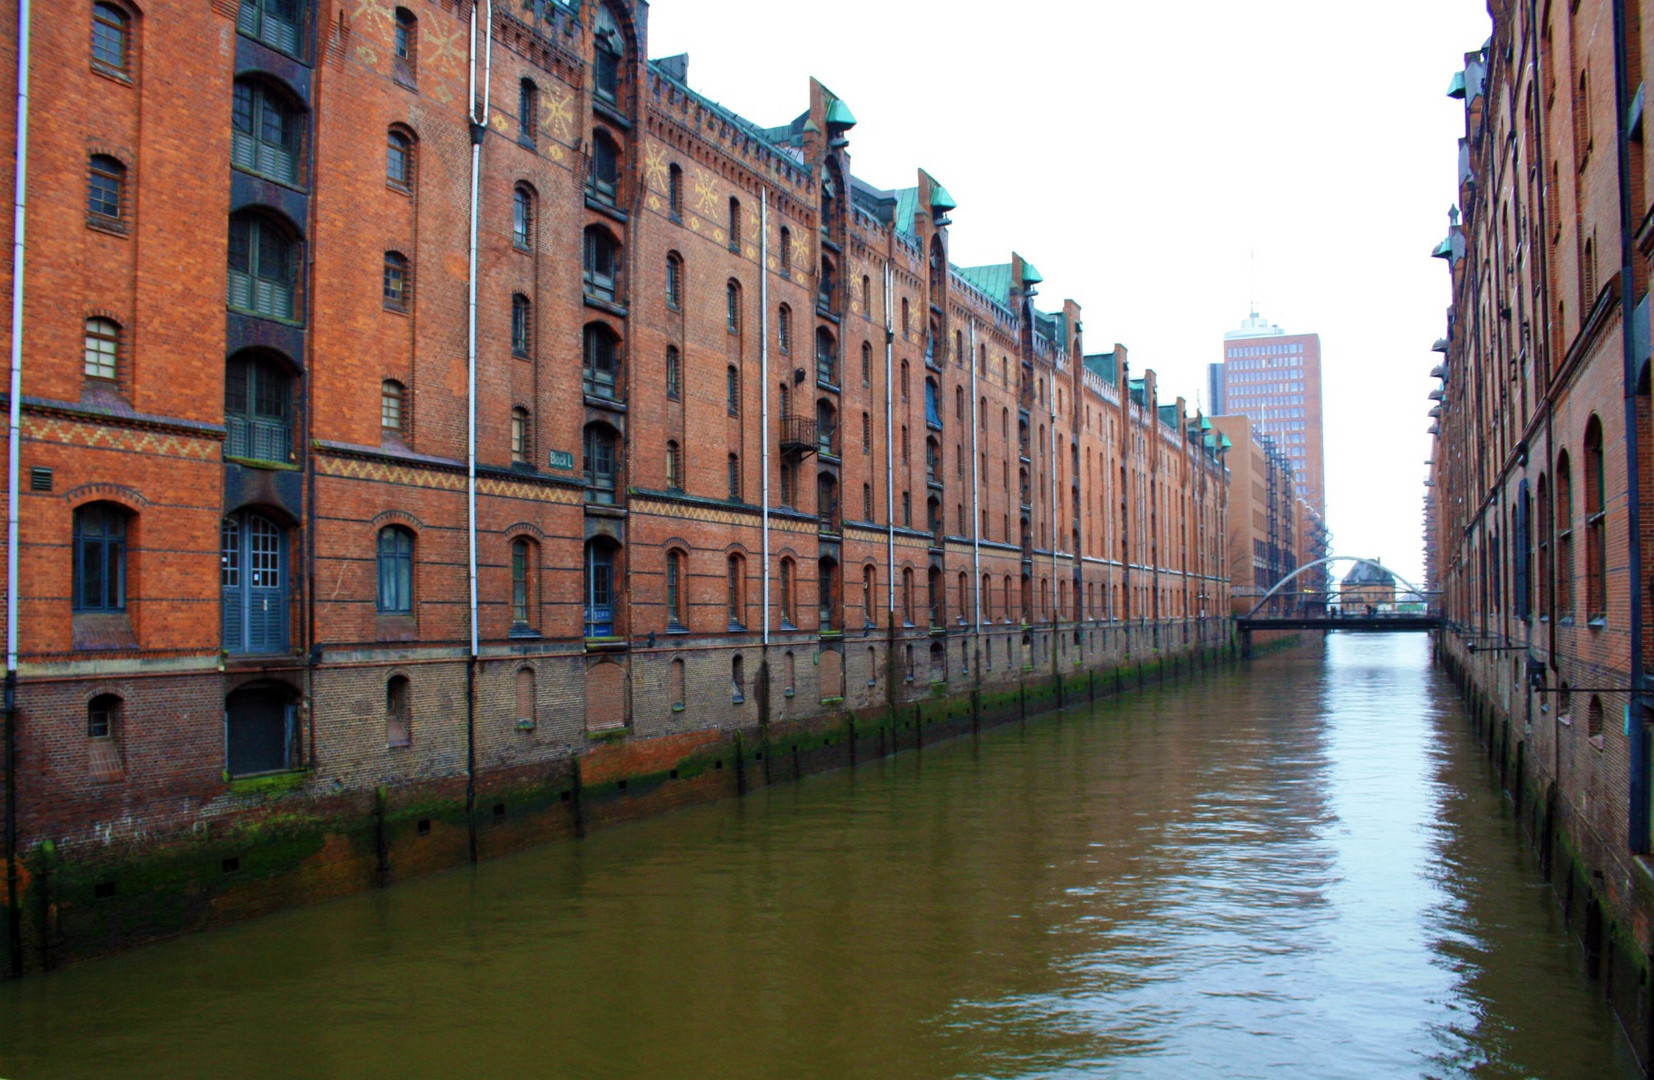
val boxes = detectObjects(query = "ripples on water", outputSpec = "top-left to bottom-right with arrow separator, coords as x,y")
0,634 -> 1639,1079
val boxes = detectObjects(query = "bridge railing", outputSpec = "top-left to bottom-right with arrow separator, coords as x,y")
1232,589 -> 1444,621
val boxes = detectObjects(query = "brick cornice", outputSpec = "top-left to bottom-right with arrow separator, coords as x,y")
3,394 -> 224,439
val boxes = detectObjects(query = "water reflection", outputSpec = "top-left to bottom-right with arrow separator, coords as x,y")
0,635 -> 1636,1079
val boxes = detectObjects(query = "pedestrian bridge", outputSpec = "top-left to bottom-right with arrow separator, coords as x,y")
1235,556 -> 1443,634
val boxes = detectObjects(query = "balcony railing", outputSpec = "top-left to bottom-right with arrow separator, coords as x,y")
780,415 -> 819,457
226,415 -> 291,463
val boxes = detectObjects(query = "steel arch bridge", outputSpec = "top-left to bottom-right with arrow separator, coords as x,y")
1235,556 -> 1441,632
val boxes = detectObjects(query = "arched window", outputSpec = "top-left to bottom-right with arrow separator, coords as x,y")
513,185 -> 534,249
665,439 -> 683,490
381,380 -> 404,432
238,0 -> 302,57
858,565 -> 876,627
817,471 -> 838,532
376,526 -> 414,614
590,130 -> 620,204
516,667 -> 536,726
726,364 -> 741,414
386,675 -> 412,747
593,4 -> 624,103
73,503 -> 128,612
819,557 -> 838,629
818,253 -> 836,311
83,317 -> 120,380
91,2 -> 130,74
584,540 -> 617,637
665,345 -> 681,399
779,557 -> 795,626
861,342 -> 871,385
902,568 -> 915,625
583,225 -> 621,302
778,304 -> 792,354
518,78 -> 539,143
511,538 -> 535,628
817,400 -> 838,457
665,549 -> 686,629
386,128 -> 413,188
728,197 -> 741,250
1537,472 -> 1552,618
727,553 -> 746,628
225,351 -> 293,462
731,653 -> 745,702
779,226 -> 791,276
816,327 -> 837,385
1584,415 -> 1607,622
955,385 -> 964,422
666,252 -> 683,309
393,8 -> 417,82
583,321 -> 620,399
862,482 -> 871,519
668,163 -> 683,219
511,293 -> 531,356
726,280 -> 741,334
382,251 -> 409,310
901,297 -> 909,337
227,211 -> 299,320
1588,695 -> 1604,739
861,411 -> 871,453
583,423 -> 618,503
727,452 -> 742,501
87,154 -> 125,222
784,650 -> 796,692
510,406 -> 530,464
1557,450 -> 1574,619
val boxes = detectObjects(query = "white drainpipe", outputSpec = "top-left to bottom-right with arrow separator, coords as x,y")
760,189 -> 770,646
465,0 -> 493,660
6,0 -> 29,687
969,318 -> 980,630
884,264 -> 895,617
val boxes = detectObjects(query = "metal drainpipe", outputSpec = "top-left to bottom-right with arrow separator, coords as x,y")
969,319 -> 980,630
1612,0 -> 1649,851
885,263 -> 895,618
760,189 -> 770,649
463,0 -> 492,860
4,0 -> 28,977
1049,369 -> 1057,671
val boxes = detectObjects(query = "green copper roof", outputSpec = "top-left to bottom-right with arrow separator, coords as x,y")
1200,416 -> 1213,431
1447,71 -> 1466,99
1021,262 -> 1044,285
930,183 -> 957,213
1432,237 -> 1453,259
958,264 -> 1013,303
1158,405 -> 1178,430
1219,433 -> 1233,450
891,187 -> 920,237
1204,434 -> 1218,449
825,98 -> 857,128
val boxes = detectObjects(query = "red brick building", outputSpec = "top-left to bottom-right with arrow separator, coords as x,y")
0,0 -> 1229,970
1429,0 -> 1654,1054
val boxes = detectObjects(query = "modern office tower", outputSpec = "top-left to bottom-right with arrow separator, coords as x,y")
1209,311 -> 1325,516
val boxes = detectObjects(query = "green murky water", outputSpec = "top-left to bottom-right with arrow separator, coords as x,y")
0,635 -> 1637,1078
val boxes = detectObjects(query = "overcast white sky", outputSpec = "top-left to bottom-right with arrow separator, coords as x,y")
647,0 -> 1492,588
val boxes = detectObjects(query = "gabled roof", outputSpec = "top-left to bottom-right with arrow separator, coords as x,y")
1342,562 -> 1395,586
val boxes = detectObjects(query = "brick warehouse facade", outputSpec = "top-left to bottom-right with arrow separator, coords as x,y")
0,0 -> 1231,971
1428,0 -> 1654,1058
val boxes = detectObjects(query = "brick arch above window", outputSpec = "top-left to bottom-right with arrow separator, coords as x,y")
63,482 -> 148,512
369,508 -> 424,532
502,521 -> 547,542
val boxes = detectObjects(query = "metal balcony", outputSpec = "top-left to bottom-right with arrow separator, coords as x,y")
780,416 -> 819,458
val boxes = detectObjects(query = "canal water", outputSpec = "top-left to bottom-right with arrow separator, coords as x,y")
0,635 -> 1640,1078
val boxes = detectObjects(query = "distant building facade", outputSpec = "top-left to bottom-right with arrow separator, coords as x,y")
1338,561 -> 1394,611
1212,416 -> 1298,614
